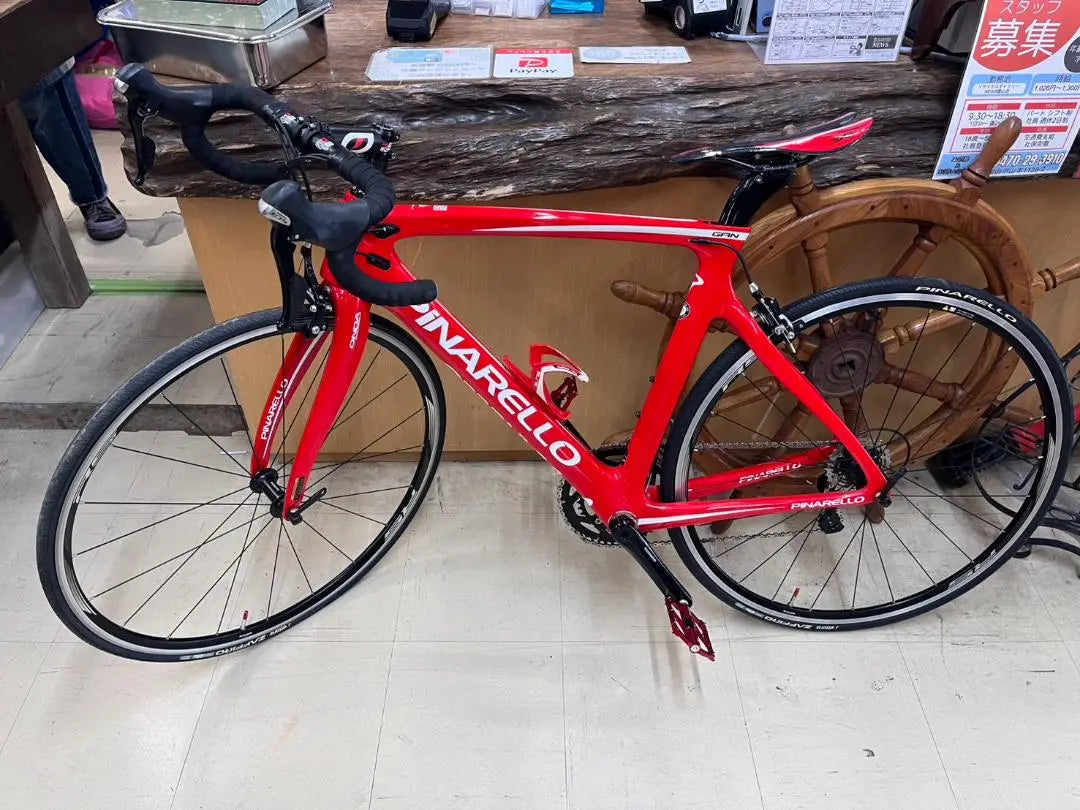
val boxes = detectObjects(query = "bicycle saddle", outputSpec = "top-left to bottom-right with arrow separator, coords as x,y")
672,112 -> 873,168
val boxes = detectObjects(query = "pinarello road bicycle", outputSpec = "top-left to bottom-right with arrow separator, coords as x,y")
36,64 -> 1073,662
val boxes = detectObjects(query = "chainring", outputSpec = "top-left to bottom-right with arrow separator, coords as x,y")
557,445 -> 627,547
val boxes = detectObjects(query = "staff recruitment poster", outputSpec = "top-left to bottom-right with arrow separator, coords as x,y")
934,0 -> 1080,179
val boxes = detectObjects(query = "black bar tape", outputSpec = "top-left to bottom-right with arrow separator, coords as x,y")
335,152 -> 396,221
327,249 -> 437,307
181,125 -> 286,186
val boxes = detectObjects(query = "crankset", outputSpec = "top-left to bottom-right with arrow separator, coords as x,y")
556,444 -> 627,547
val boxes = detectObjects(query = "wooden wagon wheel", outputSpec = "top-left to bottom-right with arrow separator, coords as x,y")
607,118 -> 1074,525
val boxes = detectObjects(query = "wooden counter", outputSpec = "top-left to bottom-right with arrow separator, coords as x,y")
131,2 -> 980,201
130,3 -> 1080,457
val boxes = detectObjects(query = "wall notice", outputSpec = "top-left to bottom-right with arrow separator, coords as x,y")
764,0 -> 915,65
934,0 -> 1080,179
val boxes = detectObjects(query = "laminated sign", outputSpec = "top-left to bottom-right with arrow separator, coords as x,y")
934,0 -> 1080,179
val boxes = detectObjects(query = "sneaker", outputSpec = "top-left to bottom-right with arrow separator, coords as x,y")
79,198 -> 127,242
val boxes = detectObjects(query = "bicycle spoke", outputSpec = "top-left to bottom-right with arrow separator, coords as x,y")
112,444 -> 248,478
267,522 -> 283,619
741,371 -> 819,447
894,321 -> 974,438
868,520 -> 894,603
809,511 -> 869,609
90,502 -> 262,599
311,444 -> 422,475
880,514 -> 936,584
301,516 -> 355,562
283,524 -> 313,594
327,372 -> 408,439
321,484 -> 410,501
326,348 -> 382,437
124,494 -> 255,626
899,475 -> 1011,530
851,515 -> 867,609
893,491 -> 977,561
222,356 -> 254,454
76,483 -> 252,556
316,498 -> 387,526
170,515 -> 277,638
161,394 -> 251,475
218,497 -> 262,632
271,343 -> 330,472
771,524 -> 814,602
308,409 -> 422,487
879,310 -> 931,433
739,519 -> 816,584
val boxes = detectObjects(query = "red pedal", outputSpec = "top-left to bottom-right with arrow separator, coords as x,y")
666,598 -> 715,661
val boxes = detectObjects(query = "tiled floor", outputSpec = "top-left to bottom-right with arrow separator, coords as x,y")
43,130 -> 200,283
2,295 -> 1080,808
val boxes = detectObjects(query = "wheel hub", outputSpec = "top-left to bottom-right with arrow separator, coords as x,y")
805,329 -> 884,398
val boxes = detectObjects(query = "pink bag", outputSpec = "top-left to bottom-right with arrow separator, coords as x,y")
74,40 -> 123,130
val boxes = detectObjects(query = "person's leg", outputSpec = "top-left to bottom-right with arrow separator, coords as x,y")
20,64 -> 127,241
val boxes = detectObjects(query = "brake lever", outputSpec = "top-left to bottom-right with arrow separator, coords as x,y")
126,101 -> 158,186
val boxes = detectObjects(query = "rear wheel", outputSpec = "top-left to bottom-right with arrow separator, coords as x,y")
660,278 -> 1071,630
38,308 -> 444,661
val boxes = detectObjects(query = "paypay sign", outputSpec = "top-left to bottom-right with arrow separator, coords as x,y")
934,0 -> 1080,179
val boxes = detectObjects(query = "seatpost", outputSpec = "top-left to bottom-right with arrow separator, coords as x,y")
717,164 -> 801,227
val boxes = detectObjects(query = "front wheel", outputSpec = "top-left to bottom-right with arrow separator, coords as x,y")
661,278 -> 1072,631
38,308 -> 445,661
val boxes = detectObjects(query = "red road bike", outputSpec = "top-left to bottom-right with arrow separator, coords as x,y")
36,65 -> 1072,661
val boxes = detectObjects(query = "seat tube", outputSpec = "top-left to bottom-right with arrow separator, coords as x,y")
283,287 -> 371,515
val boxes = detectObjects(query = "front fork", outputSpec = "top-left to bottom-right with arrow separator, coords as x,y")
250,285 -> 372,519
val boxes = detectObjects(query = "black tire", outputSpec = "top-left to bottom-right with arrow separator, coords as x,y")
38,309 -> 445,661
660,278 -> 1072,630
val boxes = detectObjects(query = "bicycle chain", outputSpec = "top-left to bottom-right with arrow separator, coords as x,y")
557,441 -> 832,547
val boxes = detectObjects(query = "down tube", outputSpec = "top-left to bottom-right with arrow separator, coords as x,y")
387,300 -> 619,508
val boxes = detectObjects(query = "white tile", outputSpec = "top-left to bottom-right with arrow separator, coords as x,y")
0,333 -> 180,402
0,430 -> 73,513
371,642 -> 565,808
564,641 -> 761,810
888,559 -> 1061,643
172,641 -> 392,809
1023,544 -> 1080,641
559,531 -> 725,643
433,461 -> 557,514
27,294 -> 212,340
0,642 -> 214,809
396,512 -> 561,642
732,640 -> 957,809
904,641 -> 1080,810
257,504 -> 419,643
0,513 -> 62,642
0,642 -> 50,746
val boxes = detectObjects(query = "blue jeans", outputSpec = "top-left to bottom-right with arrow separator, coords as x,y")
19,64 -> 108,208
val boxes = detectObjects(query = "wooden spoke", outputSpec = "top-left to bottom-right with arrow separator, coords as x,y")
838,395 -> 869,434
874,362 -> 967,408
770,403 -> 812,448
877,308 -> 969,354
992,400 -> 1038,426
802,235 -> 834,293
887,223 -> 949,278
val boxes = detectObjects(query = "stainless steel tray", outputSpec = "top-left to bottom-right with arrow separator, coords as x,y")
99,0 -> 333,88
